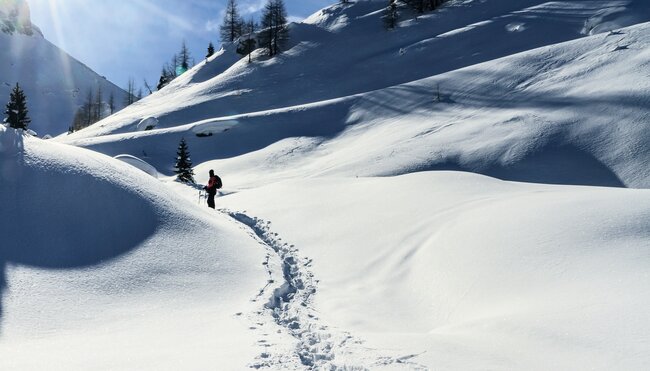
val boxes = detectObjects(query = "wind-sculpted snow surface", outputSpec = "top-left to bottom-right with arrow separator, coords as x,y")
0,127 -> 158,267
61,1 -> 650,187
19,0 -> 650,368
0,126 -> 270,370
63,0 -> 650,137
221,173 -> 650,370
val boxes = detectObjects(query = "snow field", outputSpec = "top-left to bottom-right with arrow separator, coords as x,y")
219,172 -> 650,370
0,126 -> 282,370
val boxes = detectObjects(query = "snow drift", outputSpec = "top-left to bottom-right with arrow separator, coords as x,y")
0,126 -> 272,370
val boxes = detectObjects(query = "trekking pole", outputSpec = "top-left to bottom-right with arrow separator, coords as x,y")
198,190 -> 202,205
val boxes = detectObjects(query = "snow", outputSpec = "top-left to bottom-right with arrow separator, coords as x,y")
60,0 -> 650,188
136,116 -> 158,131
0,126 -> 278,369
113,154 -> 159,177
219,173 -> 650,370
0,23 -> 127,136
3,0 -> 650,369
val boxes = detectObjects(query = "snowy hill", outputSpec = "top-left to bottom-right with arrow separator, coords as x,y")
1,0 -> 127,136
60,0 -> 650,187
0,125 -> 274,369
4,0 -> 650,369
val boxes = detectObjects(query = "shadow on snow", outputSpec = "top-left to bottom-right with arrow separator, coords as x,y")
0,131 -> 158,332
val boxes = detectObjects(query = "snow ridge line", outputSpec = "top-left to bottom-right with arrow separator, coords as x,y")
225,210 -> 365,370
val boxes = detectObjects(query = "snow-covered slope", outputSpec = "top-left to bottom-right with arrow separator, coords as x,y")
1,0 -> 127,136
60,0 -> 650,187
220,172 -> 650,370
0,126 -> 278,370
6,0 -> 650,369
63,0 -> 650,136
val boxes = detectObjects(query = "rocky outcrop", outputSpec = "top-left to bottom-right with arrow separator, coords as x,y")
0,0 -> 40,36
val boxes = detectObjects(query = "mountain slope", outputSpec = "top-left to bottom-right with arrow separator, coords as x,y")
1,0 -> 127,136
3,0 -> 650,369
62,0 -> 650,137
61,19 -> 650,188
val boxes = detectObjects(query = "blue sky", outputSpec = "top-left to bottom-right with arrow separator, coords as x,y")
28,0 -> 333,93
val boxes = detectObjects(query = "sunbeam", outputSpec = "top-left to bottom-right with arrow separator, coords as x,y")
45,0 -> 75,92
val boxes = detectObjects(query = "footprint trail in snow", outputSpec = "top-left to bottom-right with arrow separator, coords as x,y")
225,210 -> 427,370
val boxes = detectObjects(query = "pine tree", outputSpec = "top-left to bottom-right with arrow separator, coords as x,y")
405,0 -> 447,14
124,78 -> 136,106
383,0 -> 399,30
220,0 -> 244,43
236,18 -> 258,62
246,18 -> 257,63
158,67 -> 171,90
260,0 -> 288,57
95,86 -> 103,122
108,92 -> 115,114
4,83 -> 31,129
206,41 -> 215,58
72,87 -> 106,131
178,41 -> 191,74
405,0 -> 425,13
174,138 -> 195,183
426,0 -> 446,11
168,53 -> 179,78
84,89 -> 94,127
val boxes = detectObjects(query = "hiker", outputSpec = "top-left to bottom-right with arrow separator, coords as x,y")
203,169 -> 222,209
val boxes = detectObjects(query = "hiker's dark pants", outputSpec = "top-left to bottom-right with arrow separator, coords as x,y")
207,192 -> 216,209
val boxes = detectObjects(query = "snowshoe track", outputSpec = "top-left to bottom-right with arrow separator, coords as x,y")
227,211 -> 350,369
226,210 -> 427,370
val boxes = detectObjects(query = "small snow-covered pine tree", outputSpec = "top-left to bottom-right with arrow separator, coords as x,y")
4,83 -> 31,129
174,138 -> 195,183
